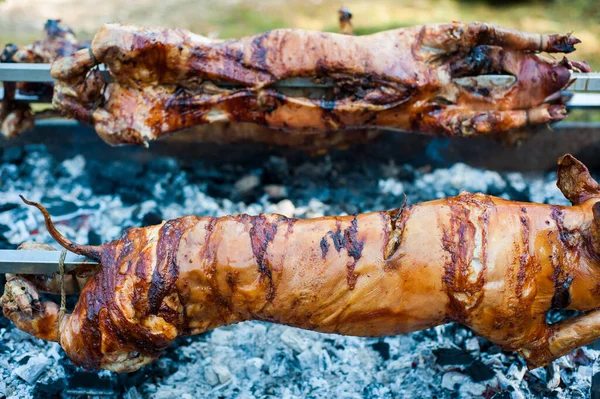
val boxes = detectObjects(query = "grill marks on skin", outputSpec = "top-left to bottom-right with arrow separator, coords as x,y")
148,219 -> 192,323
320,217 -> 365,289
442,198 -> 475,322
480,205 -> 490,284
506,208 -> 541,323
344,217 -> 365,289
202,217 -> 233,321
123,221 -> 195,357
441,194 -> 490,322
113,230 -> 173,358
148,224 -> 174,313
320,236 -> 330,259
517,209 -> 531,299
249,216 -> 280,301
550,206 -> 575,308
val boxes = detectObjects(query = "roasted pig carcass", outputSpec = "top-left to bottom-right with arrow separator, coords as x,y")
3,154 -> 600,372
0,20 -> 90,138
51,22 -> 590,146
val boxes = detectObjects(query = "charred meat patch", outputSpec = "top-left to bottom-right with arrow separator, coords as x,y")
321,217 -> 365,289
249,215 -> 279,300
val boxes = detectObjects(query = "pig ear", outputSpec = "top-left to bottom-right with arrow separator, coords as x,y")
556,154 -> 600,205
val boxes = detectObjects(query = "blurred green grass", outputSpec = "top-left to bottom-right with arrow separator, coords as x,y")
206,5 -> 288,39
568,110 -> 600,123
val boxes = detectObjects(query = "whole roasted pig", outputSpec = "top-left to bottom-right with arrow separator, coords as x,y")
51,22 -> 589,146
2,154 -> 600,372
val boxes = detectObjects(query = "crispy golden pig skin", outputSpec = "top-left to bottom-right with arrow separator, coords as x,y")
3,155 -> 600,372
51,22 -> 589,146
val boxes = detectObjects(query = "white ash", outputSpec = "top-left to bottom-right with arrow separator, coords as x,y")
413,163 -> 506,200
0,145 -> 598,399
378,179 -> 404,197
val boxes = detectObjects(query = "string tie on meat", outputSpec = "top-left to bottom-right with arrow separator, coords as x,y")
88,47 -> 98,66
58,249 -> 67,323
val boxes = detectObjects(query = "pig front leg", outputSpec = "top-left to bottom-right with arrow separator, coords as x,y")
420,22 -> 581,55
519,310 -> 600,368
0,275 -> 61,342
416,104 -> 567,137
